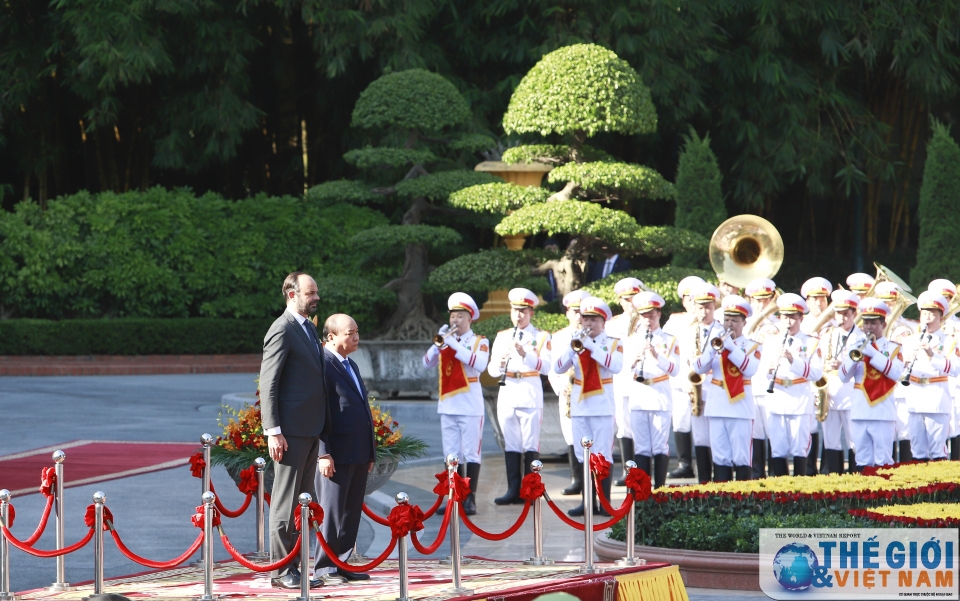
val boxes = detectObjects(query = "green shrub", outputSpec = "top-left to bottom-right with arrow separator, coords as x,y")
910,120 -> 960,288
0,318 -> 275,355
673,129 -> 726,268
472,312 -> 569,339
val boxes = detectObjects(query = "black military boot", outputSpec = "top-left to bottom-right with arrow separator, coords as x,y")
653,454 -> 670,489
694,446 -> 712,483
562,445 -> 582,495
633,454 -> 652,478
668,431 -> 695,478
494,452 -> 522,505
752,439 -> 767,479
734,465 -> 752,481
898,440 -> 912,463
713,464 -> 733,482
769,457 -> 789,477
615,438 -> 634,486
463,463 -> 481,515
793,456 -> 808,477
806,433 -> 820,475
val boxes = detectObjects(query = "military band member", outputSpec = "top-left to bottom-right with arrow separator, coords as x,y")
902,292 -> 960,461
800,276 -> 834,474
879,282 -> 917,464
607,277 -> 644,486
718,278 -> 741,299
692,295 -> 762,482
487,288 -> 551,505
423,293 -> 490,515
838,298 -> 904,469
927,280 -> 960,459
819,291 -> 864,473
682,283 -> 726,483
745,277 -> 780,478
663,275 -> 706,479
547,289 -> 589,495
626,291 -> 680,489
555,297 -> 623,516
846,273 -> 875,299
761,293 -> 824,477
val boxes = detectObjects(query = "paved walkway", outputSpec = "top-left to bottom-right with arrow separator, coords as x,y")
0,355 -> 262,376
0,373 -> 762,599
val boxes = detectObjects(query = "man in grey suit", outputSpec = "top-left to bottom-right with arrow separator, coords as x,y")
259,271 -> 330,590
313,313 -> 376,584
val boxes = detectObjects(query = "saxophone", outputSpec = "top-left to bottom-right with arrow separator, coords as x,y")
813,327 -> 831,422
688,324 -> 705,417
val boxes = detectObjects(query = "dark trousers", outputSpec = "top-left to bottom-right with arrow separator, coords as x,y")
315,462 -> 369,572
270,435 -> 320,577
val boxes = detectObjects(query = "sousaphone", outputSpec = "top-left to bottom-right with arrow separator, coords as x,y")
709,215 -> 784,288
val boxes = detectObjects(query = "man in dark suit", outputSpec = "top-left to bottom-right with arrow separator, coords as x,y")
313,313 -> 376,584
259,272 -> 330,590
587,248 -> 632,283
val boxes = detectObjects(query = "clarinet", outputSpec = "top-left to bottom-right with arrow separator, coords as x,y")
901,325 -> 929,387
766,331 -> 792,394
498,324 -> 521,387
634,329 -> 654,383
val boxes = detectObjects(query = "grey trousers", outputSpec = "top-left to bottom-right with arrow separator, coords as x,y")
314,462 -> 369,573
270,435 -> 320,577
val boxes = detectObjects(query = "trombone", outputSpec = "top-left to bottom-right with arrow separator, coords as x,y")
848,335 -> 876,362
710,330 -> 733,351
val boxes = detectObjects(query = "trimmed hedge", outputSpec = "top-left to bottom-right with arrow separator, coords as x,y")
0,318 -> 275,355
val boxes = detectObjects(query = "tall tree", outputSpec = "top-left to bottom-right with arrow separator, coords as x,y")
673,128 -> 725,268
910,120 -> 960,289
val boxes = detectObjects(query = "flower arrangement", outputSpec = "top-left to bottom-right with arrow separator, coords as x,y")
208,379 -> 428,474
851,503 -> 960,528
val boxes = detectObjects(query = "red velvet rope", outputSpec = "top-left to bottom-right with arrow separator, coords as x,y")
623,468 -> 652,501
10,496 -> 55,546
313,529 -> 397,572
542,496 -> 625,532
2,526 -> 93,557
421,494 -> 445,519
458,500 -> 531,540
220,531 -> 302,572
111,530 -> 203,568
39,467 -> 57,497
363,491 -> 445,525
361,503 -> 391,526
84,505 -> 114,530
519,473 -> 545,502
388,504 -> 425,539
432,471 -> 470,502
593,478 -> 633,520
191,505 -> 221,529
293,502 -> 324,533
589,453 -> 611,482
410,502 -> 453,555
235,465 -> 259,495
189,453 -> 205,478
208,481 -> 253,518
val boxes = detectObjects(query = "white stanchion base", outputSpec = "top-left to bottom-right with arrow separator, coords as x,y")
577,565 -> 605,574
523,557 -> 554,566
194,595 -> 220,601
0,593 -> 20,601
438,556 -> 473,566
615,557 -> 645,567
47,582 -> 76,592
445,587 -> 474,596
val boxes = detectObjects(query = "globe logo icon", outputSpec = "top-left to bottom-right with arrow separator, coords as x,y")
772,542 -> 819,591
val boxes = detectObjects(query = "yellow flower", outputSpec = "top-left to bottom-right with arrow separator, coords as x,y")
869,503 -> 960,520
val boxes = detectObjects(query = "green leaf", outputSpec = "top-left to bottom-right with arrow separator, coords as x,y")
426,248 -> 554,295
394,170 -> 502,200
307,180 -> 380,205
351,69 -> 471,132
343,147 -> 437,169
348,224 -> 461,253
502,44 -> 658,138
449,133 -> 497,153
447,183 -> 549,213
502,144 -> 615,165
548,161 -> 676,199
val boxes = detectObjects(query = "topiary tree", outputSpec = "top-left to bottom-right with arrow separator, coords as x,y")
435,44 -> 708,298
673,128 -> 726,268
582,266 -> 717,317
310,69 -> 500,339
910,120 -> 960,289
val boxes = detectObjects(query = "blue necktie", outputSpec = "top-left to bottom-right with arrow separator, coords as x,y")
342,359 -> 362,394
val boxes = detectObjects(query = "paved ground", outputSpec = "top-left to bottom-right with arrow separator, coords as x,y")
0,373 -> 761,599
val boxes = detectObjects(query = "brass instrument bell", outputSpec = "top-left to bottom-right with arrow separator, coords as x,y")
709,215 -> 784,289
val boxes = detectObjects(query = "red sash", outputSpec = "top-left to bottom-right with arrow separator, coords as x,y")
719,350 -> 746,403
857,344 -> 897,407
438,346 -> 471,400
576,349 -> 604,400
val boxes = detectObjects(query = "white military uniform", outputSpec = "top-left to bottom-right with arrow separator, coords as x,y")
678,318 -> 725,447
626,327 -> 680,457
694,333 -> 762,467
487,324 -> 551,453
746,311 -> 780,440
902,327 -> 960,459
761,331 -> 824,458
839,336 -> 903,467
548,325 -> 577,446
555,329 -> 623,463
663,311 -> 696,435
607,311 -> 635,441
423,328 -> 489,464
820,324 -> 865,451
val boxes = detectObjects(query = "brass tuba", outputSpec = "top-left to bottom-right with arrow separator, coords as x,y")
709,215 -> 784,289
689,325 -> 705,416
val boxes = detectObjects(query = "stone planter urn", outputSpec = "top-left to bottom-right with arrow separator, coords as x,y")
226,454 -> 399,496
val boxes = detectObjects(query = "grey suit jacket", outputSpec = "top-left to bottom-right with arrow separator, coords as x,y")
259,310 -> 330,438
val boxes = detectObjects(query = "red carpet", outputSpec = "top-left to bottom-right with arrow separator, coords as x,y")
0,441 -> 200,496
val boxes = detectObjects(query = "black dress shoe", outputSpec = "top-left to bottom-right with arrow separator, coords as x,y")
271,573 -> 300,589
338,568 -> 370,581
320,573 -> 348,585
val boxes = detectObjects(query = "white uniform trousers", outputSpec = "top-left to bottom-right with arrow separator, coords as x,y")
559,406 -> 573,445
692,414 -> 711,447
615,396 -> 634,439
498,406 -> 542,453
850,420 -> 895,467
441,414 -> 484,464
752,395 -> 768,439
671,389 -> 692,433
572,416 -> 615,463
708,417 -> 753,467
630,409 -> 671,456
822,409 -> 853,451
908,413 -> 951,460
894,397 -> 911,441
766,414 -> 812,458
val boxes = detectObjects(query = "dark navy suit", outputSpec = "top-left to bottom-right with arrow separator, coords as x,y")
314,347 -> 376,573
587,255 -> 632,283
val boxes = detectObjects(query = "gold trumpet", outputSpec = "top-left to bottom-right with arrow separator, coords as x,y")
849,335 -> 876,362
710,330 -> 734,351
433,326 -> 456,347
571,329 -> 586,353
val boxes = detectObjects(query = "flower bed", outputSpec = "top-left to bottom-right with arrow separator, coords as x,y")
851,502 -> 960,527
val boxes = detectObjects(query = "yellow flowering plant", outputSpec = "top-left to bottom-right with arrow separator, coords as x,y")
851,503 -> 960,527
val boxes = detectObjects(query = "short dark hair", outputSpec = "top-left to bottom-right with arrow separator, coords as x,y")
282,271 -> 306,300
